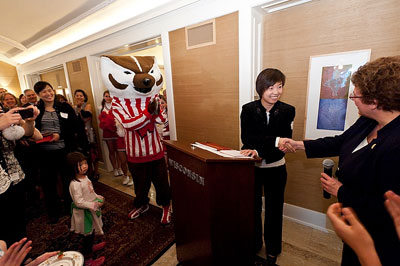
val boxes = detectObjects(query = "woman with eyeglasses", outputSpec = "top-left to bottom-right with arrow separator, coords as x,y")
280,56 -> 400,265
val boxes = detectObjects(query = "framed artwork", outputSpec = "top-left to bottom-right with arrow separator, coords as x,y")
304,49 -> 371,139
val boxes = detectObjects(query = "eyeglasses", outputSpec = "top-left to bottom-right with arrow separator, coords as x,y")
349,92 -> 364,99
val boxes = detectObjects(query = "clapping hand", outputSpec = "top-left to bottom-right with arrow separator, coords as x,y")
0,238 -> 58,266
384,190 -> 400,239
327,204 -> 381,266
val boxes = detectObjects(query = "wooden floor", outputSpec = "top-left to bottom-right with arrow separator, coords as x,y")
98,168 -> 343,266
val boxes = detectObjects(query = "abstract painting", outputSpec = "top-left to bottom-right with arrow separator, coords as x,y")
305,50 -> 371,139
317,64 -> 352,131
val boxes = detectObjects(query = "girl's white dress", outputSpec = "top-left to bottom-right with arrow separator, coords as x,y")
69,176 -> 104,235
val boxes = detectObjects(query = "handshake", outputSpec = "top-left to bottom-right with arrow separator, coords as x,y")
278,138 -> 304,153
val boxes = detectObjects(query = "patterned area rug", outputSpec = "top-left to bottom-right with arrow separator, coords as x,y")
26,182 -> 175,266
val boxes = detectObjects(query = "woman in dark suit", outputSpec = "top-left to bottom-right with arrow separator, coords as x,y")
282,56 -> 400,265
240,68 -> 295,266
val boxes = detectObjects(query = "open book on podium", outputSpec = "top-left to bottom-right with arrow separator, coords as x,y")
191,141 -> 249,158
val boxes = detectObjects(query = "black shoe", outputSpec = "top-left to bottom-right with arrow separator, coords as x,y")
254,239 -> 263,253
266,255 -> 279,266
254,255 -> 267,266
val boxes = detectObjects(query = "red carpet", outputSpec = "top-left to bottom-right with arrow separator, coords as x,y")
27,182 -> 175,266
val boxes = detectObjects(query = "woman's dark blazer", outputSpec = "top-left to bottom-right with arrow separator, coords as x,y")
304,115 -> 400,265
35,100 -> 79,152
240,100 -> 295,163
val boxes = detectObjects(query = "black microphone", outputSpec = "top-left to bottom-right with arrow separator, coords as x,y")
322,159 -> 334,199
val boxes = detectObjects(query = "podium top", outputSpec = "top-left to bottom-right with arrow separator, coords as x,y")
164,140 -> 258,163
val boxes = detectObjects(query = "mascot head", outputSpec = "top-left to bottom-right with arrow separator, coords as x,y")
100,55 -> 163,99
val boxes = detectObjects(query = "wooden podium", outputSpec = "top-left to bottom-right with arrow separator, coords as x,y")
165,140 -> 256,266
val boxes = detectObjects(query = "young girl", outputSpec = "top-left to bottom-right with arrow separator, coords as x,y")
98,90 -> 122,177
67,152 -> 106,266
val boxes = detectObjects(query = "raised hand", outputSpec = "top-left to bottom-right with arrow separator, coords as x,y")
327,204 -> 381,266
384,190 -> 400,239
0,238 -> 32,266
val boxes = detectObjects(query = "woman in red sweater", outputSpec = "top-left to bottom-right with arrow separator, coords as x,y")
98,90 -> 121,177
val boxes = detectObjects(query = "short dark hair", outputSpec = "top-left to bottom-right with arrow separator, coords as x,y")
256,68 -> 286,98
34,81 -> 53,94
66,152 -> 87,183
74,89 -> 88,102
351,56 -> 400,111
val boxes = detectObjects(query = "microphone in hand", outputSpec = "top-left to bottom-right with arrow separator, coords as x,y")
322,159 -> 334,199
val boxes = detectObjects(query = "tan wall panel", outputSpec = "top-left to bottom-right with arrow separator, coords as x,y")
0,61 -> 21,97
263,0 -> 400,212
40,69 -> 67,90
66,57 -> 102,160
169,12 -> 239,149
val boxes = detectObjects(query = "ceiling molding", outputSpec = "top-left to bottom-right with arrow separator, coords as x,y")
26,0 -> 117,49
0,53 -> 17,66
14,0 -> 201,66
261,0 -> 312,13
0,35 -> 27,51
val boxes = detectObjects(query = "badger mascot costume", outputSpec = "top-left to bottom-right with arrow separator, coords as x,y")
100,55 -> 171,224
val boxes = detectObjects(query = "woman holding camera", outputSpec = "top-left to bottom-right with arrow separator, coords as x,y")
0,106 -> 40,246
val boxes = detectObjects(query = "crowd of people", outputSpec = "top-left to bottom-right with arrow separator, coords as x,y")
1,55 -> 399,266
0,82 -> 171,266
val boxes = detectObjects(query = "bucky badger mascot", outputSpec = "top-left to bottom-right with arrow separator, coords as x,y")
100,55 -> 171,224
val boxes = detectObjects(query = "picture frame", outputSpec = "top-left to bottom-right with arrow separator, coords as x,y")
304,49 -> 371,139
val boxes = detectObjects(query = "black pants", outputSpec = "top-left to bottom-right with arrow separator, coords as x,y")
128,158 -> 171,208
0,182 -> 27,246
39,148 -> 70,218
254,165 -> 287,256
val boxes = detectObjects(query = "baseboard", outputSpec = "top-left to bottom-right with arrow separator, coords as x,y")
283,203 -> 333,233
261,197 -> 333,233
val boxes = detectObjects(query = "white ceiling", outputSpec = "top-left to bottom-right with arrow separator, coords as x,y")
0,0 -> 192,66
0,0 -> 311,66
0,0 -> 116,64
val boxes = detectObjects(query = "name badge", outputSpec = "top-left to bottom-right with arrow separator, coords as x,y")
60,112 -> 68,119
